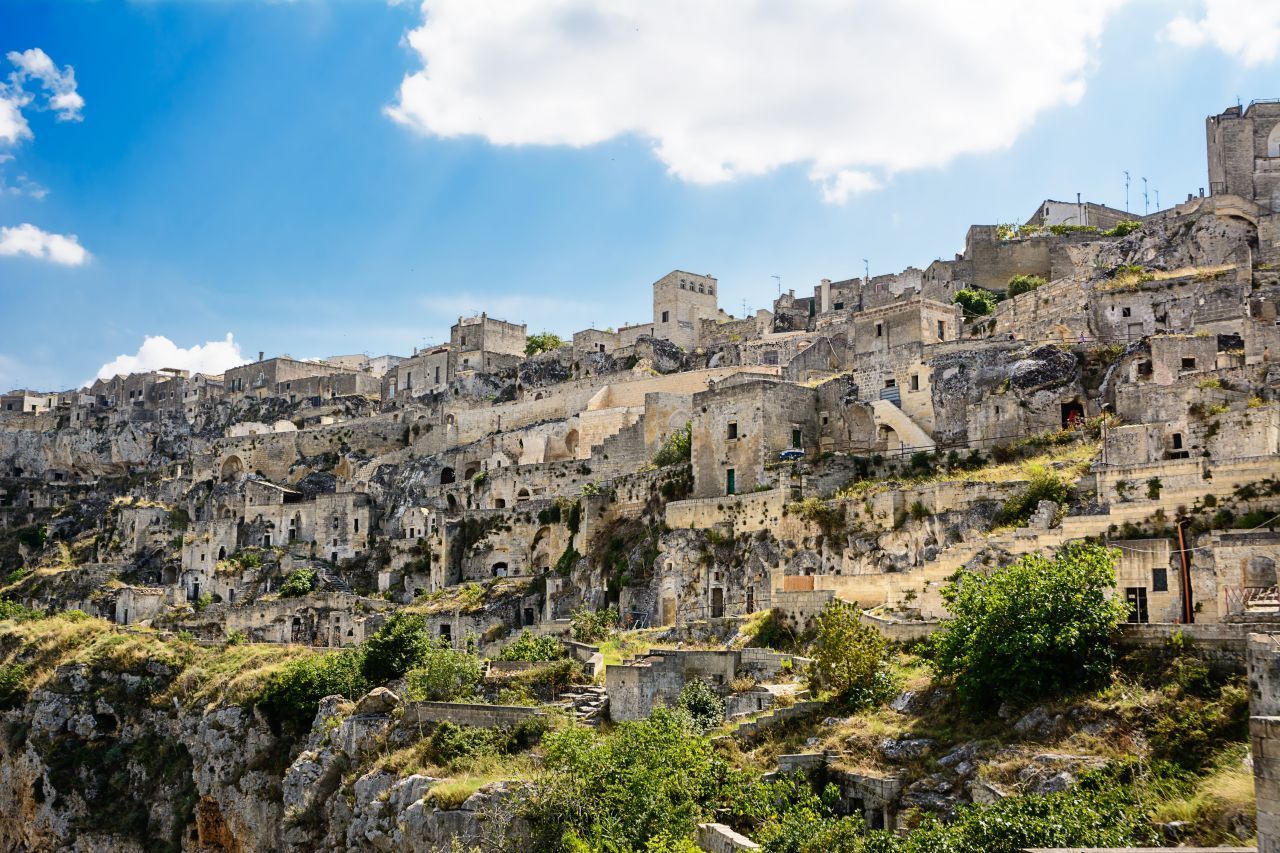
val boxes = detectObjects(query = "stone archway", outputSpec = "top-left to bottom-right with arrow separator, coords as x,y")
220,455 -> 244,482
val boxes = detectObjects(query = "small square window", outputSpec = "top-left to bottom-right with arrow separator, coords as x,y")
884,378 -> 896,388
727,422 -> 738,440
1181,357 -> 1197,370
833,301 -> 844,310
1152,568 -> 1168,592
910,374 -> 920,391
1121,307 -> 1132,318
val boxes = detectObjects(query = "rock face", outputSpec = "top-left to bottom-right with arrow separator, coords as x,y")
0,671 -> 530,853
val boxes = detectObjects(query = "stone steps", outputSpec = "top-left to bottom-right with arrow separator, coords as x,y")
559,685 -> 609,727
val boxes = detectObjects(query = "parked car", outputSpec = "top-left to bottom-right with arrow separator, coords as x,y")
778,449 -> 805,461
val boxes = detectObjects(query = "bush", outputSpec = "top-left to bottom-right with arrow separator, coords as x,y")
526,332 -> 566,357
404,640 -> 484,701
1007,274 -> 1046,297
807,601 -> 890,704
498,630 -> 565,662
676,679 -> 725,732
255,647 -> 368,732
362,611 -> 433,684
0,598 -> 44,621
652,422 -> 692,467
953,288 -> 997,317
930,542 -> 1129,707
1102,219 -> 1142,238
998,463 -> 1070,526
427,721 -> 503,768
277,567 -> 316,598
570,606 -> 618,643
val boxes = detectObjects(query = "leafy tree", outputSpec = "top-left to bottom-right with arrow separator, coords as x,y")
404,640 -> 484,701
526,332 -> 566,357
652,422 -> 692,467
675,678 -> 724,732
1102,219 -> 1142,237
952,288 -> 997,317
569,606 -> 618,643
807,601 -> 890,704
277,567 -> 316,598
255,647 -> 369,732
498,629 -> 565,662
362,611 -> 433,684
997,463 -> 1070,526
526,707 -> 742,851
930,542 -> 1129,707
1007,274 -> 1046,297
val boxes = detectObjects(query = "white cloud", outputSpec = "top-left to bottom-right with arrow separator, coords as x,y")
94,333 -> 248,382
6,48 -> 84,122
388,0 -> 1127,202
0,96 -> 30,145
1164,1 -> 1280,66
0,223 -> 89,266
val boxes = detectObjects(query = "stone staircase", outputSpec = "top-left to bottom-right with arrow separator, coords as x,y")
722,697 -> 824,742
314,563 -> 353,594
559,685 -> 609,726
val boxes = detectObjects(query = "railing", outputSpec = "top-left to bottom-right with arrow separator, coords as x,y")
1225,585 -> 1280,616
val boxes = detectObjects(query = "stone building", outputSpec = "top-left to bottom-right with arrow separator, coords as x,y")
1208,99 -> 1280,211
451,313 -> 527,374
653,270 -> 719,351
224,356 -> 363,401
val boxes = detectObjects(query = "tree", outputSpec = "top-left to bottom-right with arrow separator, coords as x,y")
930,542 -> 1129,707
676,678 -> 724,732
569,606 -> 618,643
526,332 -> 565,357
1007,274 -> 1046,297
498,629 -> 565,662
277,567 -> 316,598
807,601 -> 889,703
952,288 -> 997,317
652,422 -> 691,467
404,639 -> 484,701
255,647 -> 369,732
361,611 -> 433,684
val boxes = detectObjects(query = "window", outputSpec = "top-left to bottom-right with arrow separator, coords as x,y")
937,320 -> 946,340
884,378 -> 896,388
1121,307 -> 1132,318
662,311 -> 670,323
726,469 -> 736,495
910,374 -> 920,391
1181,357 -> 1197,370
762,350 -> 779,365
1171,432 -> 1183,450
727,422 -> 738,440
833,301 -> 845,310
1125,587 -> 1149,623
1152,568 -> 1168,592
460,335 -> 467,347
354,519 -> 359,533
875,322 -> 883,338
434,366 -> 441,384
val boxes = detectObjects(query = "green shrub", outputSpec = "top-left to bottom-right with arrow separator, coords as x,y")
931,542 -> 1128,707
0,663 -> 28,709
676,679 -> 724,732
953,288 -> 997,317
807,601 -> 890,704
403,641 -> 484,701
526,332 -> 566,357
255,647 -> 368,732
653,422 -> 692,467
1007,274 -> 1047,297
1102,220 -> 1142,238
0,598 -> 44,621
427,721 -> 503,768
498,630 -> 565,662
277,567 -> 316,598
998,463 -> 1070,526
363,612 -> 434,685
570,606 -> 618,643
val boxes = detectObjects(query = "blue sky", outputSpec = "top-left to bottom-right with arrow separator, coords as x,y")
0,0 -> 1277,391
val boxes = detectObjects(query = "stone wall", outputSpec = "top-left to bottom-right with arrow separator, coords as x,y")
400,701 -> 542,728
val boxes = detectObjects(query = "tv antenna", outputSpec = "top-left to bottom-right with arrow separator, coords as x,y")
862,258 -> 870,284
771,274 -> 781,295
1123,171 -> 1130,212
1142,177 -> 1149,215
1154,189 -> 1160,210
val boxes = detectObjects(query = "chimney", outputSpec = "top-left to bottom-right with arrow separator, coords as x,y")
1200,187 -> 1205,197
258,351 -> 264,362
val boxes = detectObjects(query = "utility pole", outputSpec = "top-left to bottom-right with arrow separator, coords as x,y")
863,258 -> 870,285
771,274 -> 781,295
1154,189 -> 1160,211
1142,177 -> 1149,215
1124,171 -> 1130,213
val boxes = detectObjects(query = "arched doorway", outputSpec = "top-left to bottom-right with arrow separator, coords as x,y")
564,429 -> 580,458
492,562 -> 508,577
1061,400 -> 1085,428
439,467 -> 455,485
220,456 -> 244,482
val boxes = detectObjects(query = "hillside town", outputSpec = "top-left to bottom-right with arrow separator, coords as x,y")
2,102 -> 1280,852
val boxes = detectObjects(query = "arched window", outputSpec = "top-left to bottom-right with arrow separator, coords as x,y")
1269,122 -> 1280,158
439,467 -> 455,485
